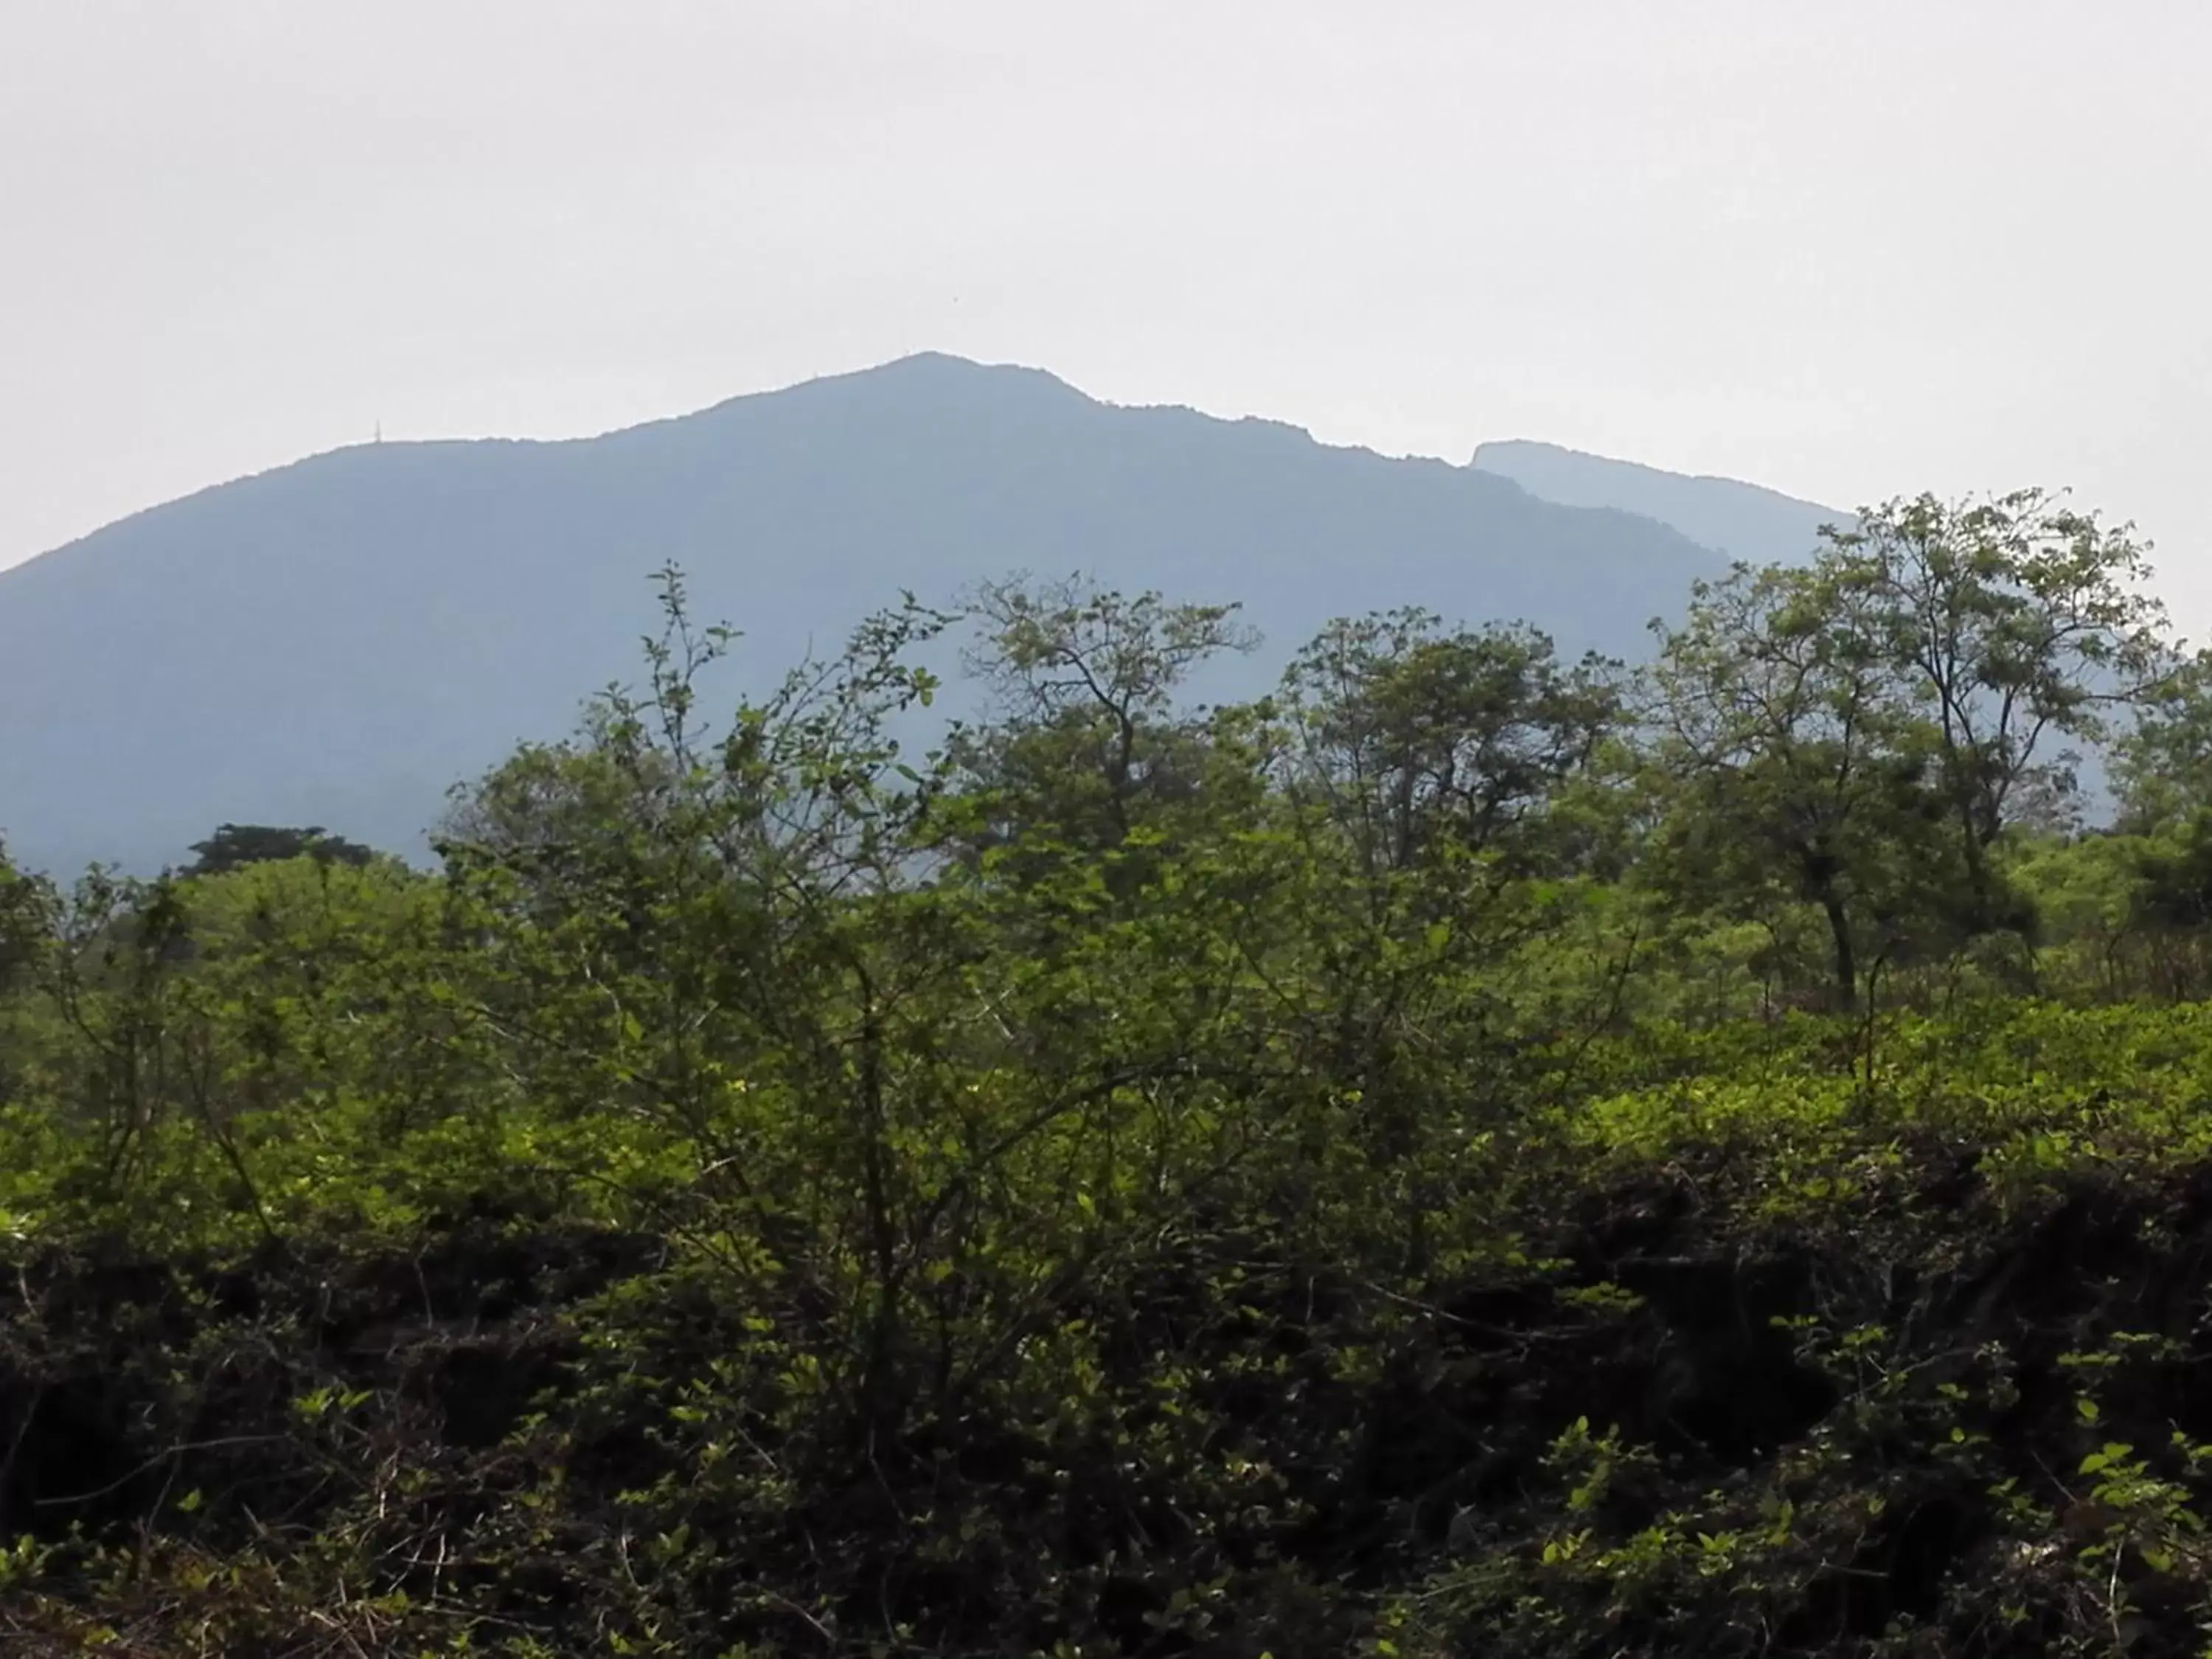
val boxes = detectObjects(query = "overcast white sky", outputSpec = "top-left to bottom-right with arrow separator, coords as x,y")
6,2 -> 2209,625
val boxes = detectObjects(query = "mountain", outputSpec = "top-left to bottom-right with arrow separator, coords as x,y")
1472,439 -> 1850,565
0,354 -> 1736,874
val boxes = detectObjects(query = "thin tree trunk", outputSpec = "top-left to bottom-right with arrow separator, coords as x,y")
1821,893 -> 1857,1012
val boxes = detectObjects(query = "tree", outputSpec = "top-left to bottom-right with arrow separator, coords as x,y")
184,824 -> 380,879
443,569 -> 1004,1433
1279,610 -> 1624,881
1825,490 -> 2169,901
1649,560 -> 1950,1010
2115,648 -> 2212,833
1648,491 -> 2171,1009
0,839 -> 50,994
946,575 -> 1262,874
1250,612 -> 1631,1195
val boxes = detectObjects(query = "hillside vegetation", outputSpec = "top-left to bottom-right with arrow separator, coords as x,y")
9,490 -> 2212,1655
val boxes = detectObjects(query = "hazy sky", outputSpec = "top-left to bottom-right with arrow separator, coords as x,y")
7,2 -> 2210,625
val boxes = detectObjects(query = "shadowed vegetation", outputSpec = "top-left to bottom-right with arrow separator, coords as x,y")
7,493 -> 2212,1655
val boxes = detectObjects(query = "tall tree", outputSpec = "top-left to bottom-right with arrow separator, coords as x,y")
1279,610 -> 1624,881
1826,490 -> 2169,901
2115,647 -> 2212,832
184,824 -> 380,879
947,575 -> 1260,866
1649,560 -> 1947,1009
1648,492 -> 2170,1007
0,840 -> 49,993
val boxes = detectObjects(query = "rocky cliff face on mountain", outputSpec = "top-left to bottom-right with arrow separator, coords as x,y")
0,355 -> 1838,874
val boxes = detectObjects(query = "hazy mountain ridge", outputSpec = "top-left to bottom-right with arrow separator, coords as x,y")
1,355 -> 1759,874
1472,438 -> 1850,565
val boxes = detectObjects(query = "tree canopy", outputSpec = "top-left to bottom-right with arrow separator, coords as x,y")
181,821 -> 383,878
4,495 -> 2212,1656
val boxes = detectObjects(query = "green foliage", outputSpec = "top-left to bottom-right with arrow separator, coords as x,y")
182,821 -> 385,877
1646,490 -> 2166,1012
9,498 -> 2212,1654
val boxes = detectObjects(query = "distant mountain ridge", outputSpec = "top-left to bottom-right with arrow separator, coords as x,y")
1473,439 -> 1850,566
2,354 -> 1804,874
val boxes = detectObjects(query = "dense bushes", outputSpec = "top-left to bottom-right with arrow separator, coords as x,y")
10,501 -> 2212,1652
13,1061 -> 2212,1655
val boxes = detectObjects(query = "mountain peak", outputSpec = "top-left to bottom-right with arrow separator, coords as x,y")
794,349 -> 1082,400
661,351 -> 1089,437
1,359 -> 1736,874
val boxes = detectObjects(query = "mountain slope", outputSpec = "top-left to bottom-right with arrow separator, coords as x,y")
0,354 -> 1731,873
1472,438 -> 1850,564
